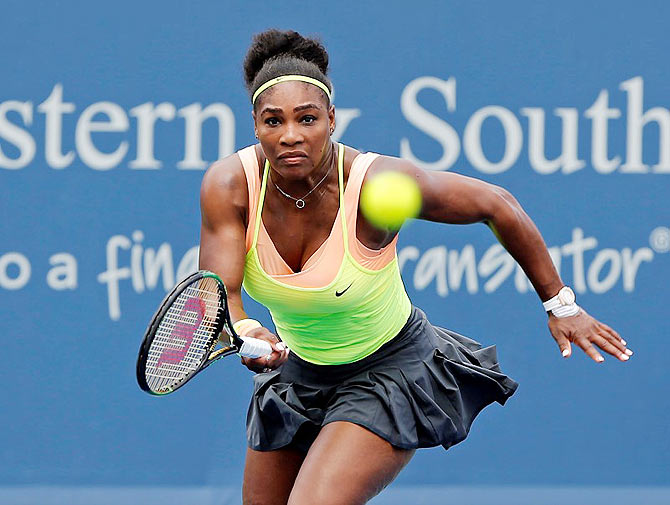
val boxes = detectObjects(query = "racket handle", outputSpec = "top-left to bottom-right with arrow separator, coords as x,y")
239,337 -> 274,359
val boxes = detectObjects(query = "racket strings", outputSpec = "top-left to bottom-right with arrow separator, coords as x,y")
144,278 -> 223,393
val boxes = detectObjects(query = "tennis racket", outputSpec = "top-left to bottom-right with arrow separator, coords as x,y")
136,270 -> 272,395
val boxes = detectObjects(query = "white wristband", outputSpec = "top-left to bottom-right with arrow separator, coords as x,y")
543,286 -> 580,318
549,303 -> 581,318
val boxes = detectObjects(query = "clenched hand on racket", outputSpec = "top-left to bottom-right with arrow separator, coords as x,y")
238,326 -> 289,373
136,270 -> 278,395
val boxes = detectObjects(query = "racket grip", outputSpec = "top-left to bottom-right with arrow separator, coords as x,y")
239,337 -> 274,359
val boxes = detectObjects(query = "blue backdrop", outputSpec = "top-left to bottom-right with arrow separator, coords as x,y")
2,1 -> 668,504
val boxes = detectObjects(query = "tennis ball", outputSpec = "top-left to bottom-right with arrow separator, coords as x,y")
360,171 -> 422,230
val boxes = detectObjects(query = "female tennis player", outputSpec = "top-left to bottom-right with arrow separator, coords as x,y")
199,29 -> 632,505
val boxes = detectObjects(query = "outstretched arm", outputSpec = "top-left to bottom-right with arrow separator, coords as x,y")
199,154 -> 288,371
367,157 -> 632,363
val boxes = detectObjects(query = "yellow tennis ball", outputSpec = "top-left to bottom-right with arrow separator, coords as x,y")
360,171 -> 422,230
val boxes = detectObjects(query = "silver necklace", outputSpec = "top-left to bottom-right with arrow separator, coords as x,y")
270,163 -> 333,209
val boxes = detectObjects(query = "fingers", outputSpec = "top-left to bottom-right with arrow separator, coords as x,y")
272,340 -> 288,356
570,332 -> 634,364
599,329 -> 627,355
600,322 -> 625,345
276,341 -> 290,362
264,338 -> 289,369
592,332 -> 630,361
241,353 -> 276,373
550,311 -> 633,364
573,337 -> 605,363
553,332 -> 572,358
240,332 -> 289,372
265,345 -> 289,370
599,323 -> 632,356
597,326 -> 633,359
262,352 -> 274,373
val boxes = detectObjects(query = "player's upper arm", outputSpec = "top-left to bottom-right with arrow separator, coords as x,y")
199,154 -> 249,295
368,156 -> 518,225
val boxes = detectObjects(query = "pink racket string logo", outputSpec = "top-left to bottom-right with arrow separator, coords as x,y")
156,296 -> 206,367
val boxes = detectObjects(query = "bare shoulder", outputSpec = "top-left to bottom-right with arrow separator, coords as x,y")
363,154 -> 512,223
365,154 -> 497,190
364,154 -> 415,179
363,155 -> 440,191
344,144 -> 361,162
200,152 -> 249,227
201,152 -> 246,199
336,144 -> 360,179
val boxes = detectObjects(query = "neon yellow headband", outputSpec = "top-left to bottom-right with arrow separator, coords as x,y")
252,75 -> 332,105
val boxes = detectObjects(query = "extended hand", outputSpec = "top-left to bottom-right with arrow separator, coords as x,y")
240,327 -> 289,373
548,309 -> 633,363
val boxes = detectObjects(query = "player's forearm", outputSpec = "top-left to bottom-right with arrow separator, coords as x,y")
485,194 -> 563,301
198,256 -> 248,322
198,239 -> 248,321
227,291 -> 250,323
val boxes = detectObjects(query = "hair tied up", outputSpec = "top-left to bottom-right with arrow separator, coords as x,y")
243,29 -> 332,105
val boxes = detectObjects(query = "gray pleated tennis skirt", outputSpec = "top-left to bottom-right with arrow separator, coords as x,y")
247,307 -> 518,453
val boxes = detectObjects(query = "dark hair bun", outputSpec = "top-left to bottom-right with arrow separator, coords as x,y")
243,29 -> 329,90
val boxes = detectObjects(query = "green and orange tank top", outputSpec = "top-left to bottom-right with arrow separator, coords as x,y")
239,143 -> 411,365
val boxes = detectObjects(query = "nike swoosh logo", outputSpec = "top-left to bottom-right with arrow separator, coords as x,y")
335,283 -> 353,297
